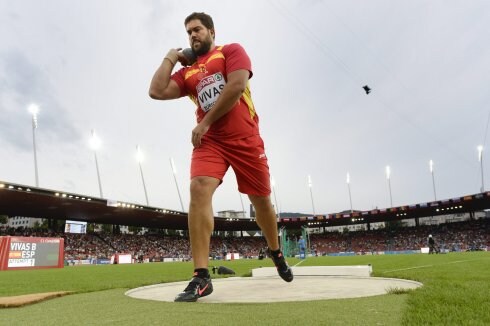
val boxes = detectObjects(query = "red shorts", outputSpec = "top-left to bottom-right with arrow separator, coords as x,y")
191,134 -> 271,196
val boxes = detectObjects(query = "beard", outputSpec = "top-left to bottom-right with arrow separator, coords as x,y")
192,34 -> 213,56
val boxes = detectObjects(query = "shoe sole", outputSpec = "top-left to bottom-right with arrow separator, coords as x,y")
174,296 -> 198,302
279,273 -> 294,282
174,284 -> 213,302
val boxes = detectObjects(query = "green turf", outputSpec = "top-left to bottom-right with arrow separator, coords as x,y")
0,252 -> 489,325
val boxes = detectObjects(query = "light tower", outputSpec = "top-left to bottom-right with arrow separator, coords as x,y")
271,176 -> 280,218
28,104 -> 40,187
170,157 -> 185,211
346,172 -> 353,212
135,145 -> 149,205
478,145 -> 484,192
89,130 -> 103,198
429,160 -> 437,200
307,175 -> 316,216
386,165 -> 393,207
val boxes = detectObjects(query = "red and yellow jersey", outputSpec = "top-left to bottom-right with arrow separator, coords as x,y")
171,43 -> 259,140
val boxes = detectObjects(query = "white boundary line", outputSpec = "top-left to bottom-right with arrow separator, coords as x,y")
381,258 -> 485,274
293,260 -> 304,267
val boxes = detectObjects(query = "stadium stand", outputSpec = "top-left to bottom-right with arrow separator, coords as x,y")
1,219 -> 488,263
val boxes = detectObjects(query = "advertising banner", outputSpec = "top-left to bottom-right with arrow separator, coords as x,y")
0,236 -> 64,270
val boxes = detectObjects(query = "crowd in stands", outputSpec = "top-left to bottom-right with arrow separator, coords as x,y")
310,219 -> 489,254
1,218 -> 488,262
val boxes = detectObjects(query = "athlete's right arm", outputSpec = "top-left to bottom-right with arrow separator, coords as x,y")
149,49 -> 182,100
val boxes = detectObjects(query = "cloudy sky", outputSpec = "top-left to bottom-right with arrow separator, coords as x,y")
1,0 -> 489,217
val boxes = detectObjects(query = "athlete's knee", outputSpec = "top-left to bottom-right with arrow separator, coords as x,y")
248,194 -> 273,211
190,177 -> 219,201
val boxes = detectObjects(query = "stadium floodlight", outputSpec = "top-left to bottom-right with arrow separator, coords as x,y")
307,175 -> 316,216
28,103 -> 39,117
386,165 -> 393,207
89,130 -> 103,198
28,104 -> 40,187
429,160 -> 437,201
477,145 -> 484,192
89,129 -> 101,151
135,145 -> 149,205
346,172 -> 353,212
170,157 -> 185,212
135,145 -> 144,163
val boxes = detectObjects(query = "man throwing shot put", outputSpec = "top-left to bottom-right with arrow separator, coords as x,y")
149,12 -> 293,302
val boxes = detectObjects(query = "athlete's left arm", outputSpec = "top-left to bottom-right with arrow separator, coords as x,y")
191,69 -> 249,147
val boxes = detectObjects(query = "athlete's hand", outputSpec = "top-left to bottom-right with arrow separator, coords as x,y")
166,48 -> 194,67
191,122 -> 210,148
165,48 -> 181,65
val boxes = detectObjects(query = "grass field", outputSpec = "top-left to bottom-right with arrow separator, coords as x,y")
0,252 -> 489,325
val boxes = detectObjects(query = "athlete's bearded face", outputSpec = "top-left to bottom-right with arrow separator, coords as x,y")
186,19 -> 215,56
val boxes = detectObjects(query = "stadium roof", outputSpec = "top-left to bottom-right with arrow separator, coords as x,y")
1,180 -> 489,231
0,181 -> 259,231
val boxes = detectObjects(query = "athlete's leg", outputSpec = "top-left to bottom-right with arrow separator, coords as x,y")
248,194 -> 280,251
249,193 -> 293,282
189,176 -> 220,269
224,135 -> 292,281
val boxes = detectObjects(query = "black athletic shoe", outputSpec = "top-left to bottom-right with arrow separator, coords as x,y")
270,251 -> 294,282
174,275 -> 213,302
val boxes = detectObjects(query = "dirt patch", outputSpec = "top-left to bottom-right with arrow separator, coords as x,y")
0,291 -> 72,308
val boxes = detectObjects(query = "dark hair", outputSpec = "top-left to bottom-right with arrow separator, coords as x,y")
184,12 -> 214,30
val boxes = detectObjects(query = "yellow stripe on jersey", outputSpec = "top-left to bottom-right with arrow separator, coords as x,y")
242,81 -> 256,119
184,47 -> 225,81
188,94 -> 198,106
184,68 -> 200,80
205,52 -> 225,65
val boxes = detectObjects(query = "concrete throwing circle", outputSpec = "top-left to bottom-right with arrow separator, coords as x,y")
125,276 -> 422,303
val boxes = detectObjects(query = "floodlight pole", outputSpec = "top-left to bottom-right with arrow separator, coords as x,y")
308,175 -> 316,216
139,163 -> 149,206
136,145 -> 149,206
429,160 -> 436,201
386,166 -> 393,207
170,157 -> 185,212
478,146 -> 484,192
239,193 -> 245,218
271,176 -> 281,219
347,173 -> 353,212
91,130 -> 103,198
94,151 -> 103,198
29,105 -> 39,187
